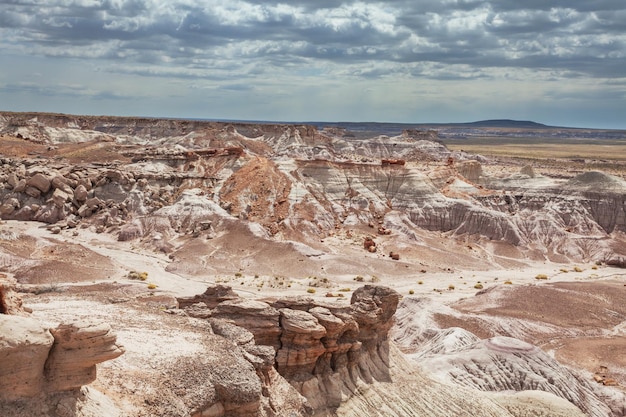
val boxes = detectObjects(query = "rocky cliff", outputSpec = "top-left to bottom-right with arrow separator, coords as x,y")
177,284 -> 400,415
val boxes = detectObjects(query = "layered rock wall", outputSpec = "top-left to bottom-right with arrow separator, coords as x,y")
178,285 -> 400,415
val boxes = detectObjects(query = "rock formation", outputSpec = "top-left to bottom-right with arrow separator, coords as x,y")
0,275 -> 123,411
1,111 -> 625,264
178,284 -> 400,414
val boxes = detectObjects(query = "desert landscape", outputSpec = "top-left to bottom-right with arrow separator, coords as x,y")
1,111 -> 626,417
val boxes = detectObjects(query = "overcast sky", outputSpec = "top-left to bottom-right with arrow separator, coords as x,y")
1,0 -> 625,128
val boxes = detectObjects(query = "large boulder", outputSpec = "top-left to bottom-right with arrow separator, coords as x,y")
26,173 -> 51,193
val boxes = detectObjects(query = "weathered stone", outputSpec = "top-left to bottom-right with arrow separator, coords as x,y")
13,179 -> 27,193
51,176 -> 73,195
118,221 -> 144,241
24,185 -> 41,198
27,173 -> 51,193
212,298 -> 281,349
0,315 -> 54,400
0,203 -> 15,216
45,321 -> 124,392
77,204 -> 93,218
177,285 -> 239,310
74,184 -> 88,202
52,188 -> 71,208
86,197 -> 103,209
350,285 -> 400,349
276,308 -> 327,377
7,172 -> 18,189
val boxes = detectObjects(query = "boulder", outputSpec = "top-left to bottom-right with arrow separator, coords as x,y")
0,203 -> 14,216
6,173 -> 18,189
117,221 -> 144,241
74,184 -> 88,202
52,188 -> 71,208
27,173 -> 51,193
13,179 -> 26,193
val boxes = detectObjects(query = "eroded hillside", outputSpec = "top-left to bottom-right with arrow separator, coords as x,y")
1,112 -> 625,417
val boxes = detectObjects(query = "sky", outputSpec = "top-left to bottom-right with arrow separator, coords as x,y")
1,0 -> 625,129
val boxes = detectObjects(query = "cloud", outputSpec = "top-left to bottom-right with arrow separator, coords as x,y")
2,0 -> 624,78
0,0 -> 624,127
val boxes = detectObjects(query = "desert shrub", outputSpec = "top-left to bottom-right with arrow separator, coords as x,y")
418,280 -> 423,285
535,274 -> 548,280
574,266 -> 583,272
408,289 -> 414,295
338,287 -> 351,292
128,271 -> 148,281
504,280 -> 513,285
371,275 -> 380,283
235,272 -> 242,278
591,265 -> 598,270
354,275 -> 364,282
147,283 -> 157,289
306,288 -> 316,294
474,283 -> 484,289
448,284 -> 455,290
560,268 -> 569,273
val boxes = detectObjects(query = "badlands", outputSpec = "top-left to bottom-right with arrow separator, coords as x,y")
0,111 -> 625,417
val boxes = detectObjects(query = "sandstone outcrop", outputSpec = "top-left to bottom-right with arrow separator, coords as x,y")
45,322 -> 124,392
0,314 -> 54,401
178,285 -> 400,414
0,317 -> 123,402
0,280 -> 123,408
